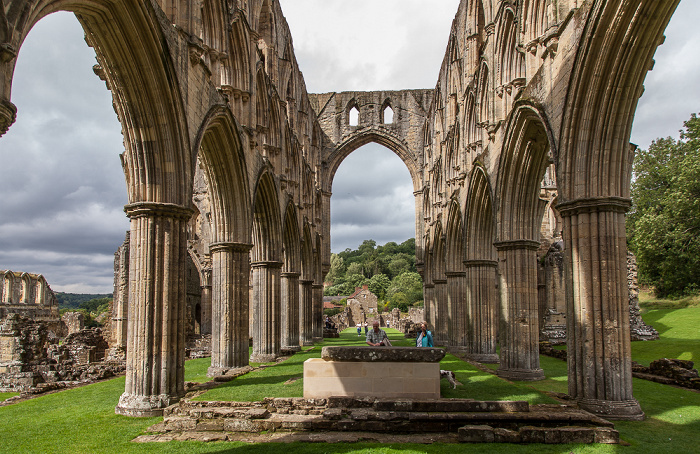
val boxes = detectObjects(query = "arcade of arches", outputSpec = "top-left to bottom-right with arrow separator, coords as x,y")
0,0 -> 679,420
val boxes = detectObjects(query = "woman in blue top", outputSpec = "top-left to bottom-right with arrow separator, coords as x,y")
416,322 -> 433,347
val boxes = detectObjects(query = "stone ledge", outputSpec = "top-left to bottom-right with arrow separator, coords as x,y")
321,346 -> 445,362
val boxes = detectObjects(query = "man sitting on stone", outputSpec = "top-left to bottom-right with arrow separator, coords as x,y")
366,321 -> 392,347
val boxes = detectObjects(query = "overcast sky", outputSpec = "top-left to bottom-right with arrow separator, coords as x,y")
0,1 -> 698,293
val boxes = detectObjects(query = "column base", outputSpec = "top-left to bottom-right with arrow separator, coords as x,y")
466,353 -> 499,364
281,345 -> 302,354
447,346 -> 468,354
207,365 -> 252,378
250,353 -> 279,363
312,337 -> 323,343
496,367 -> 545,381
301,340 -> 314,347
115,392 -> 177,417
577,398 -> 645,421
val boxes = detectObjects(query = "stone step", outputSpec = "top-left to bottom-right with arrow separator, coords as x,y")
151,398 -> 619,444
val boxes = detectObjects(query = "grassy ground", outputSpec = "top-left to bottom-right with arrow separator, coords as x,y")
0,309 -> 698,453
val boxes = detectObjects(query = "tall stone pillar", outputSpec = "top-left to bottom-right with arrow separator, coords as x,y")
299,280 -> 314,346
423,283 -> 435,331
207,243 -> 252,377
464,260 -> 499,363
559,198 -> 643,420
495,240 -> 544,381
111,231 -> 130,357
281,271 -> 301,352
445,271 -> 467,350
250,261 -> 283,363
312,283 -> 324,342
433,279 -> 448,345
116,202 -> 192,417
200,268 -> 212,335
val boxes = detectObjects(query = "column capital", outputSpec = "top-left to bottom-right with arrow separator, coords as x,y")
445,271 -> 466,278
423,283 -> 435,289
251,260 -> 283,269
494,240 -> 540,251
0,99 -> 17,138
281,271 -> 301,278
433,278 -> 447,285
299,279 -> 314,285
463,259 -> 498,268
210,242 -> 253,253
124,202 -> 193,220
312,283 -> 324,289
556,196 -> 631,217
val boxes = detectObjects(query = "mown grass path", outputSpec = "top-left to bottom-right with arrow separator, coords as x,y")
0,311 -> 698,453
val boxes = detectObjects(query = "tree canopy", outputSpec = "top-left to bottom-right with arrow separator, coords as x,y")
324,238 -> 422,310
628,113 -> 700,297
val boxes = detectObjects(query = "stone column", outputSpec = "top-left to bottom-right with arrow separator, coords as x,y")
423,283 -> 435,331
200,268 -> 212,336
250,261 -> 283,363
207,242 -> 252,377
464,260 -> 499,363
116,202 -> 192,417
559,198 -> 644,420
445,271 -> 467,351
299,279 -> 314,346
312,283 -> 324,342
281,271 -> 301,352
433,279 -> 448,345
111,231 -> 130,356
495,240 -> 544,381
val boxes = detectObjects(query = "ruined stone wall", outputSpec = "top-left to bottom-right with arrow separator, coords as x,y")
0,270 -> 59,322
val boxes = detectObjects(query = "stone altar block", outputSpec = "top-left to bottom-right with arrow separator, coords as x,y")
303,346 -> 445,399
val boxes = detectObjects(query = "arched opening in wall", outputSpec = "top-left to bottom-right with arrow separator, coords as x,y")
329,142 -> 415,282
382,105 -> 394,124
349,106 -> 359,126
0,12 -> 127,293
194,303 -> 202,335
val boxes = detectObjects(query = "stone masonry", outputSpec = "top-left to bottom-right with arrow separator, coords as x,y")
0,0 -> 680,420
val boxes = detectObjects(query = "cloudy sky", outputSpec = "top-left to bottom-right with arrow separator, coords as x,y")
0,1 -> 698,292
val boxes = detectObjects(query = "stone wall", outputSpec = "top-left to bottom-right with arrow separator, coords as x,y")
0,270 -> 59,322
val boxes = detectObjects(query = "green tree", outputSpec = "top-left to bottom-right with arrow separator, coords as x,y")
387,271 -> 423,305
628,113 -> 700,297
346,262 -> 364,277
324,253 -> 346,284
368,273 -> 391,299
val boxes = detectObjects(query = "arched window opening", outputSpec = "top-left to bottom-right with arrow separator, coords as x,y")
382,105 -> 394,124
194,303 -> 202,335
1,13 -> 127,293
349,106 -> 359,126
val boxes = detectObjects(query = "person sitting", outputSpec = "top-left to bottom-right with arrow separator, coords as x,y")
366,321 -> 392,347
416,322 -> 434,347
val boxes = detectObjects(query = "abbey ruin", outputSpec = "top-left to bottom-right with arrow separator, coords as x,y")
0,0 -> 680,421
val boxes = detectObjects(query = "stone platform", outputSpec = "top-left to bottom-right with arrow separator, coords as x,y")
303,346 -> 446,399
143,397 -> 619,444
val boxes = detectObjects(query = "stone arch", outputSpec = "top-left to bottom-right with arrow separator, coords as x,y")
494,101 -> 552,382
194,106 -> 251,245
2,271 -> 12,303
326,130 -> 422,193
463,164 -> 499,362
299,221 -> 314,346
347,99 -> 359,126
20,272 -> 31,304
250,168 -> 283,362
256,0 -> 275,47
381,98 -> 394,124
2,3 -> 192,204
431,222 -> 447,345
556,0 -> 678,420
280,201 -> 301,351
445,198 -> 466,348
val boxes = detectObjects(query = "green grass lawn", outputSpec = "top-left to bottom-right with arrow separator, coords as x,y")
0,311 -> 698,454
